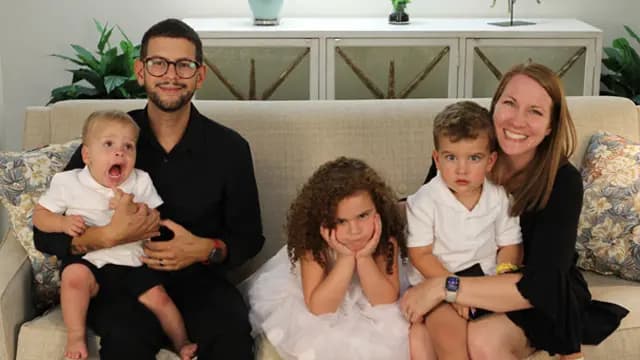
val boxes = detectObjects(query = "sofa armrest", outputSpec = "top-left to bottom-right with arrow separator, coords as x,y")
0,231 -> 35,360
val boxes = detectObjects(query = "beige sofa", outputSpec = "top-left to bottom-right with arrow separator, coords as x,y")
1,97 -> 639,360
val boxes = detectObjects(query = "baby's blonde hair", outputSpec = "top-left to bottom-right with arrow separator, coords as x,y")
82,110 -> 140,144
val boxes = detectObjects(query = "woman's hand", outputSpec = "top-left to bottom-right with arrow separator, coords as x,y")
451,303 -> 470,320
400,276 -> 446,323
320,225 -> 353,257
356,213 -> 381,259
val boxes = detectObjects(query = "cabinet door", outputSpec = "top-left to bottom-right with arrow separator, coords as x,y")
326,38 -> 459,99
464,38 -> 598,97
197,38 -> 319,100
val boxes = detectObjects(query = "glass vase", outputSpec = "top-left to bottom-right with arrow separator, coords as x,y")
389,4 -> 410,25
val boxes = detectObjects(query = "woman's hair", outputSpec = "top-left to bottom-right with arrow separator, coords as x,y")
489,63 -> 577,216
286,157 -> 407,274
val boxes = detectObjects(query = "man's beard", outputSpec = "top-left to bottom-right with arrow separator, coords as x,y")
146,84 -> 194,112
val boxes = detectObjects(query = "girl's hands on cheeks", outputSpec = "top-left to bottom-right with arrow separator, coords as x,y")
320,225 -> 353,258
356,213 -> 381,259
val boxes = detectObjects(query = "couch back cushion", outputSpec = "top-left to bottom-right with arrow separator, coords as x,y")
24,96 -> 640,280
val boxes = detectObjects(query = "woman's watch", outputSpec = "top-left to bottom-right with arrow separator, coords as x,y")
445,275 -> 460,303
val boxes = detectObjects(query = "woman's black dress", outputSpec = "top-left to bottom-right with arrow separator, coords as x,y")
424,162 -> 628,355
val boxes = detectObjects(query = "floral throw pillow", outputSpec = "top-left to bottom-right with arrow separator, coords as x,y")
0,139 -> 81,311
576,132 -> 640,281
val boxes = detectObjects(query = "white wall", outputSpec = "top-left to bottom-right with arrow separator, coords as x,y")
0,1 -> 638,235
0,0 -> 637,152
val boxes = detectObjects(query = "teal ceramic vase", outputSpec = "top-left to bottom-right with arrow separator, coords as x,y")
248,0 -> 284,26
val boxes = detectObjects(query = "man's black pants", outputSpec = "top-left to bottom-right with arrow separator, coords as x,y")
87,264 -> 254,360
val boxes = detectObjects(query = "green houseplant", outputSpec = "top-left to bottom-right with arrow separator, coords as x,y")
49,19 -> 146,104
601,25 -> 640,105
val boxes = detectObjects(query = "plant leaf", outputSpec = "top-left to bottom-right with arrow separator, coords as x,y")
71,45 -> 100,70
122,79 -> 145,93
601,74 -> 631,97
602,57 -> 622,73
93,19 -> 105,35
97,26 -> 114,55
104,75 -> 128,94
117,25 -> 133,45
50,54 -> 85,66
632,94 -> 640,105
70,69 -> 106,92
625,25 -> 640,46
100,47 -> 119,75
48,20 -> 145,103
602,47 -> 624,72
48,84 -> 101,104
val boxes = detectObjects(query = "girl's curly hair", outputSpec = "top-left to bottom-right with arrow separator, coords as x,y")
286,157 -> 407,274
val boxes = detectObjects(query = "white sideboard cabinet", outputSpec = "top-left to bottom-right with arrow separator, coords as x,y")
184,17 -> 602,100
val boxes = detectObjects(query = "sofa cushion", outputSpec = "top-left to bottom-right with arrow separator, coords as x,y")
16,306 -> 180,360
0,139 -> 81,311
577,132 -> 640,281
15,272 -> 640,360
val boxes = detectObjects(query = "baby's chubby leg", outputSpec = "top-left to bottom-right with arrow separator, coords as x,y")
60,264 -> 100,360
138,285 -> 196,358
425,302 -> 470,360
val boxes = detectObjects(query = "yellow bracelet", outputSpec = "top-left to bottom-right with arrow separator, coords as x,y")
496,262 -> 519,275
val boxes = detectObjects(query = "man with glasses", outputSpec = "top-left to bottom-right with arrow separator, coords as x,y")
34,18 -> 264,360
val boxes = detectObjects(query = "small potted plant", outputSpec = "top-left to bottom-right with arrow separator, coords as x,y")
389,0 -> 411,25
49,19 -> 145,104
601,25 -> 640,104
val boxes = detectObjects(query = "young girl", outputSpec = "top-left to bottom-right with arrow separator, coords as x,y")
246,157 -> 410,360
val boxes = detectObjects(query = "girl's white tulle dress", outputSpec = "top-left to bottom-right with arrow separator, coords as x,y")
243,246 -> 410,360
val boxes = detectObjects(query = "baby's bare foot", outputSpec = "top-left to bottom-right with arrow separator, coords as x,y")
65,330 -> 88,359
179,342 -> 198,360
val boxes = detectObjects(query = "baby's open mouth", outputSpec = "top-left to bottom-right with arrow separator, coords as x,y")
108,164 -> 122,178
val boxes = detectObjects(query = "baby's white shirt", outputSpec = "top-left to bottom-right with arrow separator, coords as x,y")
38,166 -> 163,268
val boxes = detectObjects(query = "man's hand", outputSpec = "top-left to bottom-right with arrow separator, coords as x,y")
141,219 -> 211,271
60,215 -> 86,237
105,191 -> 160,248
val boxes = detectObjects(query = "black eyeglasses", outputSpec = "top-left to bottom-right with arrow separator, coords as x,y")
143,56 -> 201,79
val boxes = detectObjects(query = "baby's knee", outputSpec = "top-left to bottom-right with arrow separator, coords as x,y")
138,285 -> 172,310
61,264 -> 96,290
